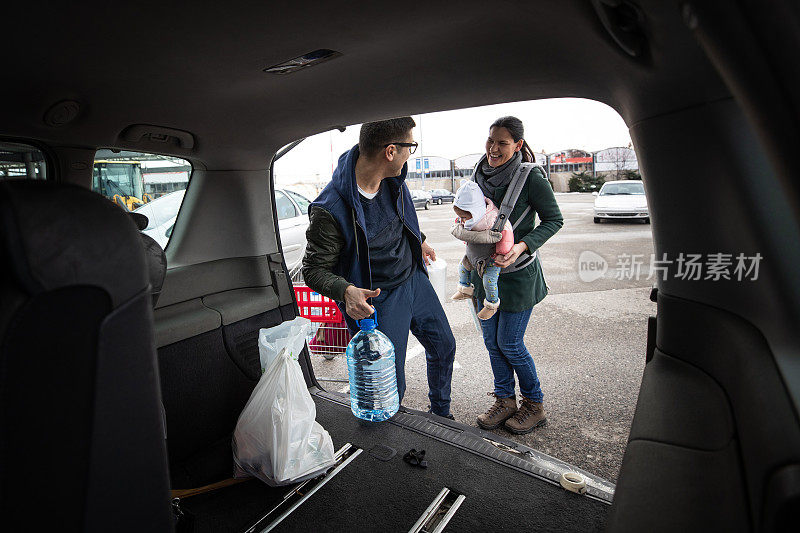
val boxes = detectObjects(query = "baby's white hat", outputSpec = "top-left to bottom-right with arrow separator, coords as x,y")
454,180 -> 486,228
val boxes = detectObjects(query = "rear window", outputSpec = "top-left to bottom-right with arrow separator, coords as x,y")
286,190 -> 310,215
275,190 -> 299,220
92,149 -> 191,248
600,182 -> 645,195
0,142 -> 47,180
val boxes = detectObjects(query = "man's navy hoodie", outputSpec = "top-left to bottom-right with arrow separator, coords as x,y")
309,145 -> 426,293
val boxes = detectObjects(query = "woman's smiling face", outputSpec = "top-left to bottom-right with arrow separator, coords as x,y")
486,126 -> 523,167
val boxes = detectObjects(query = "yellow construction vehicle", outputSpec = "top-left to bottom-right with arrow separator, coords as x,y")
92,160 -> 152,211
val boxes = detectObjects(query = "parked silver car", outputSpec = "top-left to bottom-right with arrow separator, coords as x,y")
134,188 -> 311,271
430,188 -> 455,204
409,189 -> 431,210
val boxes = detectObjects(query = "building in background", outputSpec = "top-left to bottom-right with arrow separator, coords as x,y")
140,159 -> 191,196
275,146 -> 641,196
593,147 -> 639,178
548,149 -> 593,173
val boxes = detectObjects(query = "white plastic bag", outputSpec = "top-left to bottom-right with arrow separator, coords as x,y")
233,347 -> 335,486
257,317 -> 312,373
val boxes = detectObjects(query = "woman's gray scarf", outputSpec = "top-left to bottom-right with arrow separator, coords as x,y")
473,151 -> 522,198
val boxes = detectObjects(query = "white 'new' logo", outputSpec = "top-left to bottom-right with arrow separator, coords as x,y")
578,250 -> 608,282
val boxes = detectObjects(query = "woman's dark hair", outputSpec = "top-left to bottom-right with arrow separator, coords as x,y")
491,115 -> 536,163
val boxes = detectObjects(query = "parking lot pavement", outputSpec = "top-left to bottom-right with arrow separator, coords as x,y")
310,192 -> 655,483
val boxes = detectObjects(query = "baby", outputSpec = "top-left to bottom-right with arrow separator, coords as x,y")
450,181 -> 513,320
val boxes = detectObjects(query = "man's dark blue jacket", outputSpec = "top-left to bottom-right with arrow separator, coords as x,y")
304,145 -> 426,299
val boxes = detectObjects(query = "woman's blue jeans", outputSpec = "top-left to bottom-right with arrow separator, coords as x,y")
479,306 -> 543,402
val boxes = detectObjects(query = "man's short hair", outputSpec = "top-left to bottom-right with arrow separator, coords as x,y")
359,117 -> 416,158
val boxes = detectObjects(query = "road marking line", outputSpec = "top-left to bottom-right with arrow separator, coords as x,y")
339,385 -> 350,393
407,345 -> 461,370
406,344 -> 425,361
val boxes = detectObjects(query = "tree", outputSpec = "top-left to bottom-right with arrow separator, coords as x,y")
568,174 -> 583,192
608,147 -> 638,180
569,171 -> 604,192
594,147 -> 638,180
620,169 -> 641,180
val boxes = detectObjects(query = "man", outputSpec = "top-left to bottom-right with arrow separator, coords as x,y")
302,117 -> 456,419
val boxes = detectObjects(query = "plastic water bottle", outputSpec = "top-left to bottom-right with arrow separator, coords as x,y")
345,311 -> 399,422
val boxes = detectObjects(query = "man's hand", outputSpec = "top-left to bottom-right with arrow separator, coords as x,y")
494,242 -> 528,268
344,285 -> 380,320
421,240 -> 437,265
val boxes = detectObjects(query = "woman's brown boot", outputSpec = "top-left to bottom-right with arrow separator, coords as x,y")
476,393 -> 517,429
503,396 -> 546,434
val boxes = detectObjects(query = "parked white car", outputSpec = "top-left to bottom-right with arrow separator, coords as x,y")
274,189 -> 311,272
134,189 -> 186,248
593,180 -> 649,224
134,188 -> 311,271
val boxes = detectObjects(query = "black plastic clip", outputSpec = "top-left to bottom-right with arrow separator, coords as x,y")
403,448 -> 428,468
172,498 -> 195,533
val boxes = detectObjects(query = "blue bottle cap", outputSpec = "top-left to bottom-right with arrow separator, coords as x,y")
359,318 -> 376,331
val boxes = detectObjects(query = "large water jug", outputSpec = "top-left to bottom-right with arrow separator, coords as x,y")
345,311 -> 399,422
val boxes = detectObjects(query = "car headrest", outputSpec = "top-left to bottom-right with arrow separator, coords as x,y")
0,180 -> 148,308
129,211 -> 148,230
126,211 -> 167,307
139,231 -> 167,307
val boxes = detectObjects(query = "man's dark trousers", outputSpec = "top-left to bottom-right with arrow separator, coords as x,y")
345,267 -> 456,416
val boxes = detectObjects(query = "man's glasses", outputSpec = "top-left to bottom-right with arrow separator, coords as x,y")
384,142 -> 418,154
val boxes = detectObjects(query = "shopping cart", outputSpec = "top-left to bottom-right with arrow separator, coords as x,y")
293,284 -> 352,360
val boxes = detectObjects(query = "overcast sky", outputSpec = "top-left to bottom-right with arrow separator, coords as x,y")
275,98 -> 632,184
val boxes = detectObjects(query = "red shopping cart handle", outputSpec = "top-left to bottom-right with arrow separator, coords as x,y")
293,285 -> 343,324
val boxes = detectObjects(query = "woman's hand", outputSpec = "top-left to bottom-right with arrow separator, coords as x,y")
494,242 -> 528,268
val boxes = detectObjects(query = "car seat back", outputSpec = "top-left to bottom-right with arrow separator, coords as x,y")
0,180 -> 173,532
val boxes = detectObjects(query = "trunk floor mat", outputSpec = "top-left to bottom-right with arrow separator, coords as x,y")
177,393 -> 610,532
276,394 -> 609,532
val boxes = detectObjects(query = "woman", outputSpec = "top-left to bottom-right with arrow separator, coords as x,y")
471,116 -> 563,434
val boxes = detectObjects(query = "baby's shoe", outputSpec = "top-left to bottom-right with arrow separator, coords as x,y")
451,284 -> 474,301
477,299 -> 500,320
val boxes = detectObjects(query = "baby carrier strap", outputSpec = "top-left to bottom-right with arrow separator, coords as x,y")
473,162 -> 538,274
490,162 -> 535,233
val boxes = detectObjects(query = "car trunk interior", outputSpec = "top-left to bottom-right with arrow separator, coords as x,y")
175,394 -> 610,532
2,0 -> 800,531
154,259 -> 613,531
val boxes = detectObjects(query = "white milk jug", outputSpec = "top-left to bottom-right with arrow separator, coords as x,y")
427,258 -> 447,305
